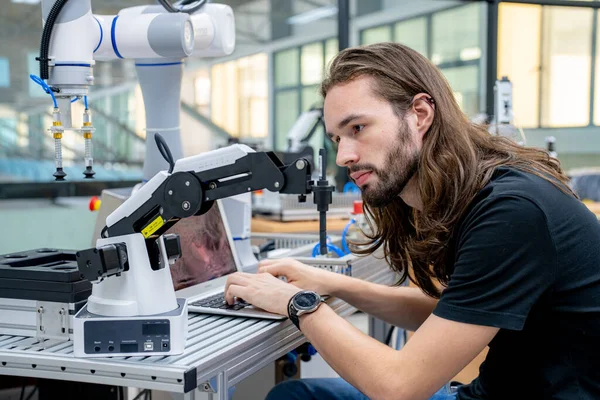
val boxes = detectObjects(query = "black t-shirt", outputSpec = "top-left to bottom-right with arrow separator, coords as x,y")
433,167 -> 600,399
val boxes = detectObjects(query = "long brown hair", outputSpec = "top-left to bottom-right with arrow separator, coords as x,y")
320,42 -> 575,298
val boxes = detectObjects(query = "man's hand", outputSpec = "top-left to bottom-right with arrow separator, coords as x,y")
224,272 -> 301,316
258,258 -> 342,296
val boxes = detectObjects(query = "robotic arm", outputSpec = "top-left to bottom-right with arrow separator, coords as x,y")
70,140 -> 332,357
74,138 -> 329,318
38,0 -> 234,180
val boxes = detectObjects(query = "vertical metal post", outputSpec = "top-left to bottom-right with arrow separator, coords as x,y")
335,0 -> 351,192
486,0 -> 499,122
338,0 -> 350,51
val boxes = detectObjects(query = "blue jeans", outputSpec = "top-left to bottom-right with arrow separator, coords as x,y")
265,378 -> 458,400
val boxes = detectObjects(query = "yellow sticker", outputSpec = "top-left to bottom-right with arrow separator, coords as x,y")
142,215 -> 165,238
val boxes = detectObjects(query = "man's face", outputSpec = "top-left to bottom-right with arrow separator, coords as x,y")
324,76 -> 421,207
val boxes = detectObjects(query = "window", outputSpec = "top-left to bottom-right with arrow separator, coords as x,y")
359,4 -> 482,118
273,39 -> 338,153
302,43 -> 324,85
361,26 -> 392,45
211,53 -> 268,138
275,90 -> 299,150
499,3 -> 594,128
541,6 -> 592,127
0,58 -> 9,88
442,65 -> 480,118
394,18 -> 428,57
432,3 -> 481,66
498,3 -> 541,128
325,38 -> 338,70
193,69 -> 211,117
275,48 -> 299,88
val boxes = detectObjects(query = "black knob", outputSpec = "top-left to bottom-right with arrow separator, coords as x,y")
282,361 -> 297,378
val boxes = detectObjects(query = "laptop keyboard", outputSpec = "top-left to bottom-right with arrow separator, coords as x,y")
191,293 -> 251,311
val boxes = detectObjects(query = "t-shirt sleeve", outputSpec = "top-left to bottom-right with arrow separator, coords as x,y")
433,195 -> 558,331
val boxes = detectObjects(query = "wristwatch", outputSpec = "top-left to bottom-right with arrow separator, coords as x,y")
287,290 -> 324,331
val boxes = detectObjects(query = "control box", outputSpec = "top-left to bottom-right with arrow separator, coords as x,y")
73,298 -> 188,358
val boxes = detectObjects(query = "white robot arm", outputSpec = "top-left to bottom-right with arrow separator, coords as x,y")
38,0 -> 235,180
70,138 -> 331,357
286,107 -> 324,153
75,139 -> 316,317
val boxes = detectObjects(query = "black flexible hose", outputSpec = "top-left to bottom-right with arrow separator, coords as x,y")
38,0 -> 69,80
158,0 -> 208,14
154,133 -> 175,174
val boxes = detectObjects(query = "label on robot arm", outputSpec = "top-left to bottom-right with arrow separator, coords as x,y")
142,215 -> 165,238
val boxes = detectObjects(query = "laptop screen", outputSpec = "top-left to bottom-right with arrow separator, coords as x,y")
165,201 -> 238,291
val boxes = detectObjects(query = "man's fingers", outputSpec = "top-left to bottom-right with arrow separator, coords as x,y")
225,272 -> 250,287
224,273 -> 250,302
258,264 -> 289,276
258,258 -> 281,266
258,257 -> 295,268
225,284 -> 247,304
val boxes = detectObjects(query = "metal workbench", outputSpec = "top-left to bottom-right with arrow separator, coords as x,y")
0,259 -> 395,399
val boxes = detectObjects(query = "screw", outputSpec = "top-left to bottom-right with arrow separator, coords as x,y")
274,182 -> 280,188
247,187 -> 251,191
295,160 -> 306,170
209,182 -> 217,189
168,190 -> 173,195
182,201 -> 190,211
185,181 -> 190,186
159,207 -> 164,215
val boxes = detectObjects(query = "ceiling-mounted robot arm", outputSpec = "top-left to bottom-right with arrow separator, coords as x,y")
287,106 -> 324,153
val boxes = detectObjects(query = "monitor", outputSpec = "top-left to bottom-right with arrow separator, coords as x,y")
164,200 -> 240,292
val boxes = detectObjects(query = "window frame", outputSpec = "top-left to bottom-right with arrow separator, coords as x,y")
358,4 -> 483,118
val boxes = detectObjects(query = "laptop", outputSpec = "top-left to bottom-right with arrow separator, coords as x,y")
166,199 -> 286,320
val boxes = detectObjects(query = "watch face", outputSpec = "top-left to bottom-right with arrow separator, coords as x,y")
294,292 -> 319,310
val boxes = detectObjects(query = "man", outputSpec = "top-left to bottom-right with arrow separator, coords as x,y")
224,42 -> 600,399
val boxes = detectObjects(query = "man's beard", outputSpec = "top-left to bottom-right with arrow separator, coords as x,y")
349,122 -> 420,208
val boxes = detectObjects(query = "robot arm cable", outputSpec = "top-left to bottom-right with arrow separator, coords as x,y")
37,0 -> 69,80
154,133 -> 175,174
157,0 -> 208,14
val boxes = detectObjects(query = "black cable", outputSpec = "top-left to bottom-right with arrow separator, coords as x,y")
385,325 -> 395,346
258,240 -> 276,255
19,385 -> 25,400
101,225 -> 109,238
157,0 -> 207,14
132,389 -> 149,400
154,133 -> 175,174
24,387 -> 38,400
37,0 -> 69,79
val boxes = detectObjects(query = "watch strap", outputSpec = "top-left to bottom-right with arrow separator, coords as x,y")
288,295 -> 301,330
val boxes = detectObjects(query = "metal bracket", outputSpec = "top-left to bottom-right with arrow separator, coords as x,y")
198,381 -> 216,393
36,301 -> 70,342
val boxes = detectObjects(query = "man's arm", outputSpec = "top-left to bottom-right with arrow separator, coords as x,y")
300,304 -> 498,400
258,259 -> 437,332
328,273 -> 437,332
224,271 -> 498,399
